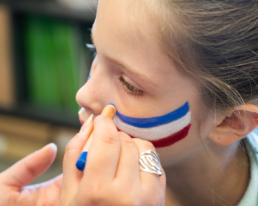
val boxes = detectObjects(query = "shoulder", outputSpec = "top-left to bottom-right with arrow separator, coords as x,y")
246,130 -> 258,156
237,130 -> 258,206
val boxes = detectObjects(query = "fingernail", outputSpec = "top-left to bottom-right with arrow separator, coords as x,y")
37,143 -> 57,153
76,151 -> 88,171
85,114 -> 93,126
80,114 -> 93,132
48,143 -> 58,152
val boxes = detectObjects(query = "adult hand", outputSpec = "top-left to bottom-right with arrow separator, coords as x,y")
60,115 -> 166,206
0,143 -> 62,206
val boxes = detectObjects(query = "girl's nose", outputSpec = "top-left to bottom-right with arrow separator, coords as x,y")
76,69 -> 112,115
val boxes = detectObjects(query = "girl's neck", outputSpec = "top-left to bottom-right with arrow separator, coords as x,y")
164,141 -> 250,206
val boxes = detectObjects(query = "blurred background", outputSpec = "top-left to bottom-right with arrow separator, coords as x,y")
0,0 -> 95,183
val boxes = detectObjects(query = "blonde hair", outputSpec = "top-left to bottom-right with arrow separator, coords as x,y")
139,0 -> 258,111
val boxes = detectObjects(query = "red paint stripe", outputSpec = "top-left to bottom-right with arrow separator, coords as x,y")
117,124 -> 191,148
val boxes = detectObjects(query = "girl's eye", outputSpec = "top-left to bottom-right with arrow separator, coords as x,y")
119,76 -> 144,97
86,44 -> 97,58
86,44 -> 143,97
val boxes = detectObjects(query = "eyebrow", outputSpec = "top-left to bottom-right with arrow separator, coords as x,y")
90,34 -> 157,86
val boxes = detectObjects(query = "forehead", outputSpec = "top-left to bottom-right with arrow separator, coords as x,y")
95,0 -> 158,46
94,0 -> 198,94
94,0 -> 179,82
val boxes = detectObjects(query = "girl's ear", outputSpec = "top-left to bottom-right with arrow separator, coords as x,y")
208,104 -> 258,146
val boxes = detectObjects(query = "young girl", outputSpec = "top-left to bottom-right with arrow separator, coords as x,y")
1,0 -> 258,205
59,0 -> 258,205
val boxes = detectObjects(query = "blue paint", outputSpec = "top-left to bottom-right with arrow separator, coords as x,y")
76,151 -> 88,171
116,102 -> 189,128
87,74 -> 91,81
109,103 -> 115,107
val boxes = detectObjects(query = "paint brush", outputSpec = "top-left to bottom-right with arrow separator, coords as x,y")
76,104 -> 116,171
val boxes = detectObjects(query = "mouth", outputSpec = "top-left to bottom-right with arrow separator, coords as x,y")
79,116 -> 85,125
117,124 -> 191,148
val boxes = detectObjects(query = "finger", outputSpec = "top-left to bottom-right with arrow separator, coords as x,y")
62,120 -> 93,190
76,114 -> 94,171
115,132 -> 140,185
132,139 -> 161,189
82,115 -> 121,184
49,174 -> 62,189
54,174 -> 63,188
23,174 -> 62,206
159,167 -> 166,191
0,143 -> 57,188
24,174 -> 62,190
80,114 -> 93,133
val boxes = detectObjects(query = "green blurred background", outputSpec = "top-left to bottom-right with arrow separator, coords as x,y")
0,0 -> 95,184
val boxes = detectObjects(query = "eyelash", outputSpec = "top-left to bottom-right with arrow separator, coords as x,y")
119,76 -> 144,97
86,44 -> 97,58
87,44 -> 144,97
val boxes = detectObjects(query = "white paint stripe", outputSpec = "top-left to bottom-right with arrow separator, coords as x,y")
114,112 -> 191,141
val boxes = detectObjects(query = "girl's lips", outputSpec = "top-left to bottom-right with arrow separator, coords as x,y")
79,116 -> 85,125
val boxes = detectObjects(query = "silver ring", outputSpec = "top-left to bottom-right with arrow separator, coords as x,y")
139,150 -> 163,176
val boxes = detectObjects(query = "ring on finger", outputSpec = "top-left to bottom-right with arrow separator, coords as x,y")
139,150 -> 163,176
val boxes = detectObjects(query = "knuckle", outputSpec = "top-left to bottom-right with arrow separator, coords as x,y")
84,193 -> 99,205
119,132 -> 135,145
64,142 -> 74,154
94,115 -> 109,127
143,141 -> 155,150
94,115 -> 120,145
64,133 -> 81,153
23,161 -> 37,178
133,138 -> 155,151
83,186 -> 106,205
99,133 -> 120,145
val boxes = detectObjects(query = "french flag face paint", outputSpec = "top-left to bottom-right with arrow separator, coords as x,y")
114,102 -> 191,148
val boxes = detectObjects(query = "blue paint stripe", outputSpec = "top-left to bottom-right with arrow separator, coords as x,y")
116,102 -> 189,128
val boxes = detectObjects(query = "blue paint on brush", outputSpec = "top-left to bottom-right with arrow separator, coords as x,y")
116,102 -> 189,128
76,151 -> 88,171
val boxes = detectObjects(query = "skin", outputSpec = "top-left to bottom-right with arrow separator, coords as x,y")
74,0 -> 250,205
0,0 -> 253,205
0,144 -> 62,206
60,114 -> 166,206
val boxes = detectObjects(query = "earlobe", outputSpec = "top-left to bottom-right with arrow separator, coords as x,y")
208,104 -> 258,146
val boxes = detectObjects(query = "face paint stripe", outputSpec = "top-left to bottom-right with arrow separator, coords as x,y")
116,102 -> 189,128
117,124 -> 191,148
114,112 -> 191,141
150,124 -> 191,148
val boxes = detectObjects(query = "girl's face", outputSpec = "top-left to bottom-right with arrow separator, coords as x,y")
77,0 -> 214,166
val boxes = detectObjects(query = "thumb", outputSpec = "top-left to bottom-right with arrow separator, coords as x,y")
0,143 -> 57,188
59,119 -> 93,206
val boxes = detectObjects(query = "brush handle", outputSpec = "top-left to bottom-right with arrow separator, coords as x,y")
76,104 -> 116,171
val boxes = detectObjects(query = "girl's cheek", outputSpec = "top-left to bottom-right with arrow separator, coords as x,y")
115,83 -> 150,117
115,82 -> 133,108
116,80 -> 140,105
